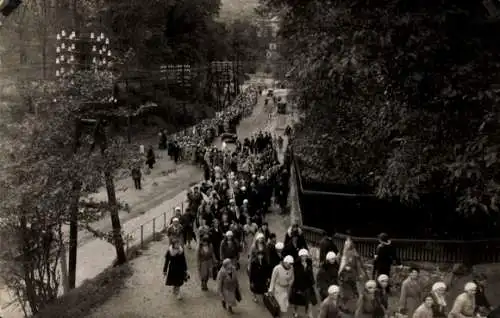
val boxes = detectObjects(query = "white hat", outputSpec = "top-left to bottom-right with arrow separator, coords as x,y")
172,217 -> 179,222
243,199 -> 249,204
175,207 -> 181,211
432,282 -> 446,291
377,274 -> 389,283
328,285 -> 340,294
260,176 -> 265,180
284,255 -> 294,264
226,231 -> 233,237
326,252 -> 336,261
255,233 -> 265,240
275,242 -> 284,250
241,186 -> 246,191
298,249 -> 309,257
464,282 -> 477,291
365,280 -> 377,288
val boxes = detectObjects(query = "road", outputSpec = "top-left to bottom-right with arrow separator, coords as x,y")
86,87 -> 302,318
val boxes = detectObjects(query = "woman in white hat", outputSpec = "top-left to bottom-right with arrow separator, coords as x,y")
355,280 -> 384,318
269,241 -> 285,269
319,285 -> 342,318
269,255 -> 295,314
317,251 -> 340,301
449,282 -> 477,318
289,249 -> 316,318
375,274 -> 390,317
166,217 -> 184,245
430,282 -> 447,318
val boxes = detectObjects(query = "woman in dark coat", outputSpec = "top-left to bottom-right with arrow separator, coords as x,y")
249,250 -> 271,302
163,239 -> 188,299
372,233 -> 400,279
290,249 -> 317,318
146,146 -> 156,169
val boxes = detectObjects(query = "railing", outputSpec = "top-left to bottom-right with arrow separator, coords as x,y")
301,225 -> 500,264
124,203 -> 184,253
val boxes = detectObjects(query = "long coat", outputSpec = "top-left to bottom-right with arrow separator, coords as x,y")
249,258 -> 271,294
163,246 -> 188,287
220,239 -> 240,262
316,262 -> 340,300
217,267 -> 240,307
399,277 -> 422,318
289,259 -> 316,306
197,244 -> 216,282
373,241 -> 399,277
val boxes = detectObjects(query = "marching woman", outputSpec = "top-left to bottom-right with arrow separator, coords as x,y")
399,268 -> 423,318
217,258 -> 242,314
163,238 -> 189,300
413,294 -> 435,318
289,249 -> 317,318
355,280 -> 385,318
430,282 -> 448,318
375,274 -> 390,318
197,236 -> 217,291
249,250 -> 271,302
268,255 -> 295,315
317,251 -> 340,301
319,285 -> 343,318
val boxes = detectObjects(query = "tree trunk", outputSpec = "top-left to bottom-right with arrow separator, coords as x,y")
103,170 -> 127,264
99,128 -> 127,265
67,180 -> 82,289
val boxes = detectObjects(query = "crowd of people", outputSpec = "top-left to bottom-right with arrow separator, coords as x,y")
158,86 -> 495,318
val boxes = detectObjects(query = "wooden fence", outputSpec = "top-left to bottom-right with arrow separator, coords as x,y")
300,225 -> 500,264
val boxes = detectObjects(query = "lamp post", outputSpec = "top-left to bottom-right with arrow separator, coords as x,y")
55,30 -> 113,79
55,28 -> 116,292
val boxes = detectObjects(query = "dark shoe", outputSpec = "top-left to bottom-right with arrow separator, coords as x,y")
228,306 -> 234,314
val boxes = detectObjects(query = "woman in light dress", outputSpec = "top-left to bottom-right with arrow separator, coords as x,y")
449,282 -> 477,318
268,255 -> 295,314
430,282 -> 447,318
399,267 -> 422,318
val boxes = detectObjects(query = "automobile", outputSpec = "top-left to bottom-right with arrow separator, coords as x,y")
221,132 -> 238,143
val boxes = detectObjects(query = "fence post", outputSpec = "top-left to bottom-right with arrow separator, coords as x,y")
153,218 -> 156,241
140,225 -> 144,249
163,212 -> 167,230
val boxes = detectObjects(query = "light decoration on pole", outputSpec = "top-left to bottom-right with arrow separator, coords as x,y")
55,29 -> 77,80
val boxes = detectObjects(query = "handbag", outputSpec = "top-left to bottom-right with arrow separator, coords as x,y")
263,293 -> 281,317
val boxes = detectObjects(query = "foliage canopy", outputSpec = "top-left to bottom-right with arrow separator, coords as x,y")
261,0 -> 500,215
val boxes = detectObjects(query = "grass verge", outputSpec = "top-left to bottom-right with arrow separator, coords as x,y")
33,230 -> 167,318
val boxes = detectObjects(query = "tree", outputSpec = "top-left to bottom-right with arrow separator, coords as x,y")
261,0 -> 500,220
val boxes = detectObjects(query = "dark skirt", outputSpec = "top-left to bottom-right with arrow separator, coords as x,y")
289,289 -> 309,306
